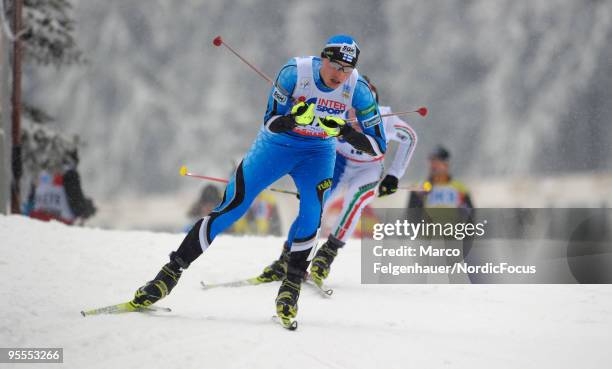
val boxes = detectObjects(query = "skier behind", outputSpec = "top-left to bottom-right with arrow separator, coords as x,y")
258,76 -> 418,287
129,35 -> 386,327
407,146 -> 473,209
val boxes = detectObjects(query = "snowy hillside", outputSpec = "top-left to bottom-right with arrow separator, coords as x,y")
1,215 -> 611,368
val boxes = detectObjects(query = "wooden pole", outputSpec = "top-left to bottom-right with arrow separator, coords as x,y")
10,0 -> 23,214
0,9 -> 7,215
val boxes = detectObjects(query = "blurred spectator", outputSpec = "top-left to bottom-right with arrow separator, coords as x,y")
216,158 -> 283,236
407,146 -> 473,209
184,184 -> 222,232
230,192 -> 282,236
185,156 -> 283,235
25,144 -> 96,225
249,191 -> 282,236
187,184 -> 222,219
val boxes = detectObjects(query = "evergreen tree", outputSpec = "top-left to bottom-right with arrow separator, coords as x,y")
5,0 -> 84,123
6,0 -> 84,67
4,0 -> 84,206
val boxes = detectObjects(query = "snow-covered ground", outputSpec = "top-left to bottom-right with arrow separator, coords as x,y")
1,215 -> 611,369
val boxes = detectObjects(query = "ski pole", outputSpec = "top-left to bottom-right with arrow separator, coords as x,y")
179,166 -> 299,196
347,107 -> 428,123
213,35 -> 428,119
213,35 -> 295,100
398,181 -> 432,192
213,35 -> 428,121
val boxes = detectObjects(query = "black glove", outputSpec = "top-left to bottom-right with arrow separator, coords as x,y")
338,124 -> 376,156
268,116 -> 295,133
378,175 -> 398,197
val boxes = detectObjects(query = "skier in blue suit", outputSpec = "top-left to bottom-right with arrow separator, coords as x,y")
130,35 -> 386,326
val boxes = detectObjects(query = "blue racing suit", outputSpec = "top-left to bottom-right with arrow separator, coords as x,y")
196,57 -> 386,254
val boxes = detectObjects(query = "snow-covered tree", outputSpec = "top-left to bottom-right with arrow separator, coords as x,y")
4,0 -> 84,124
3,0 -> 84,200
5,0 -> 84,67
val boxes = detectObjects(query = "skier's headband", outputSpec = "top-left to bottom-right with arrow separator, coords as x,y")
321,42 -> 360,68
429,147 -> 451,162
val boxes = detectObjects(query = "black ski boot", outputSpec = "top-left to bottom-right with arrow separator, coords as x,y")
276,278 -> 300,320
257,242 -> 289,283
275,249 -> 309,327
310,236 -> 344,287
131,253 -> 188,308
130,219 -> 204,308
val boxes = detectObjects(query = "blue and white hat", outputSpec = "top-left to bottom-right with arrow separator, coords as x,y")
321,34 -> 360,67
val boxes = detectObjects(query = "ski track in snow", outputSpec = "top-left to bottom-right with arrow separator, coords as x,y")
1,215 -> 611,369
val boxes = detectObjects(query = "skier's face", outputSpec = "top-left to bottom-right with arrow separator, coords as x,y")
429,158 -> 449,177
320,58 -> 353,89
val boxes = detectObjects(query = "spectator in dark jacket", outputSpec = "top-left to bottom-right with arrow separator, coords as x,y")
27,148 -> 96,224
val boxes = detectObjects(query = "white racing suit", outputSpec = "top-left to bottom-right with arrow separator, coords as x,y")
327,106 -> 417,242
